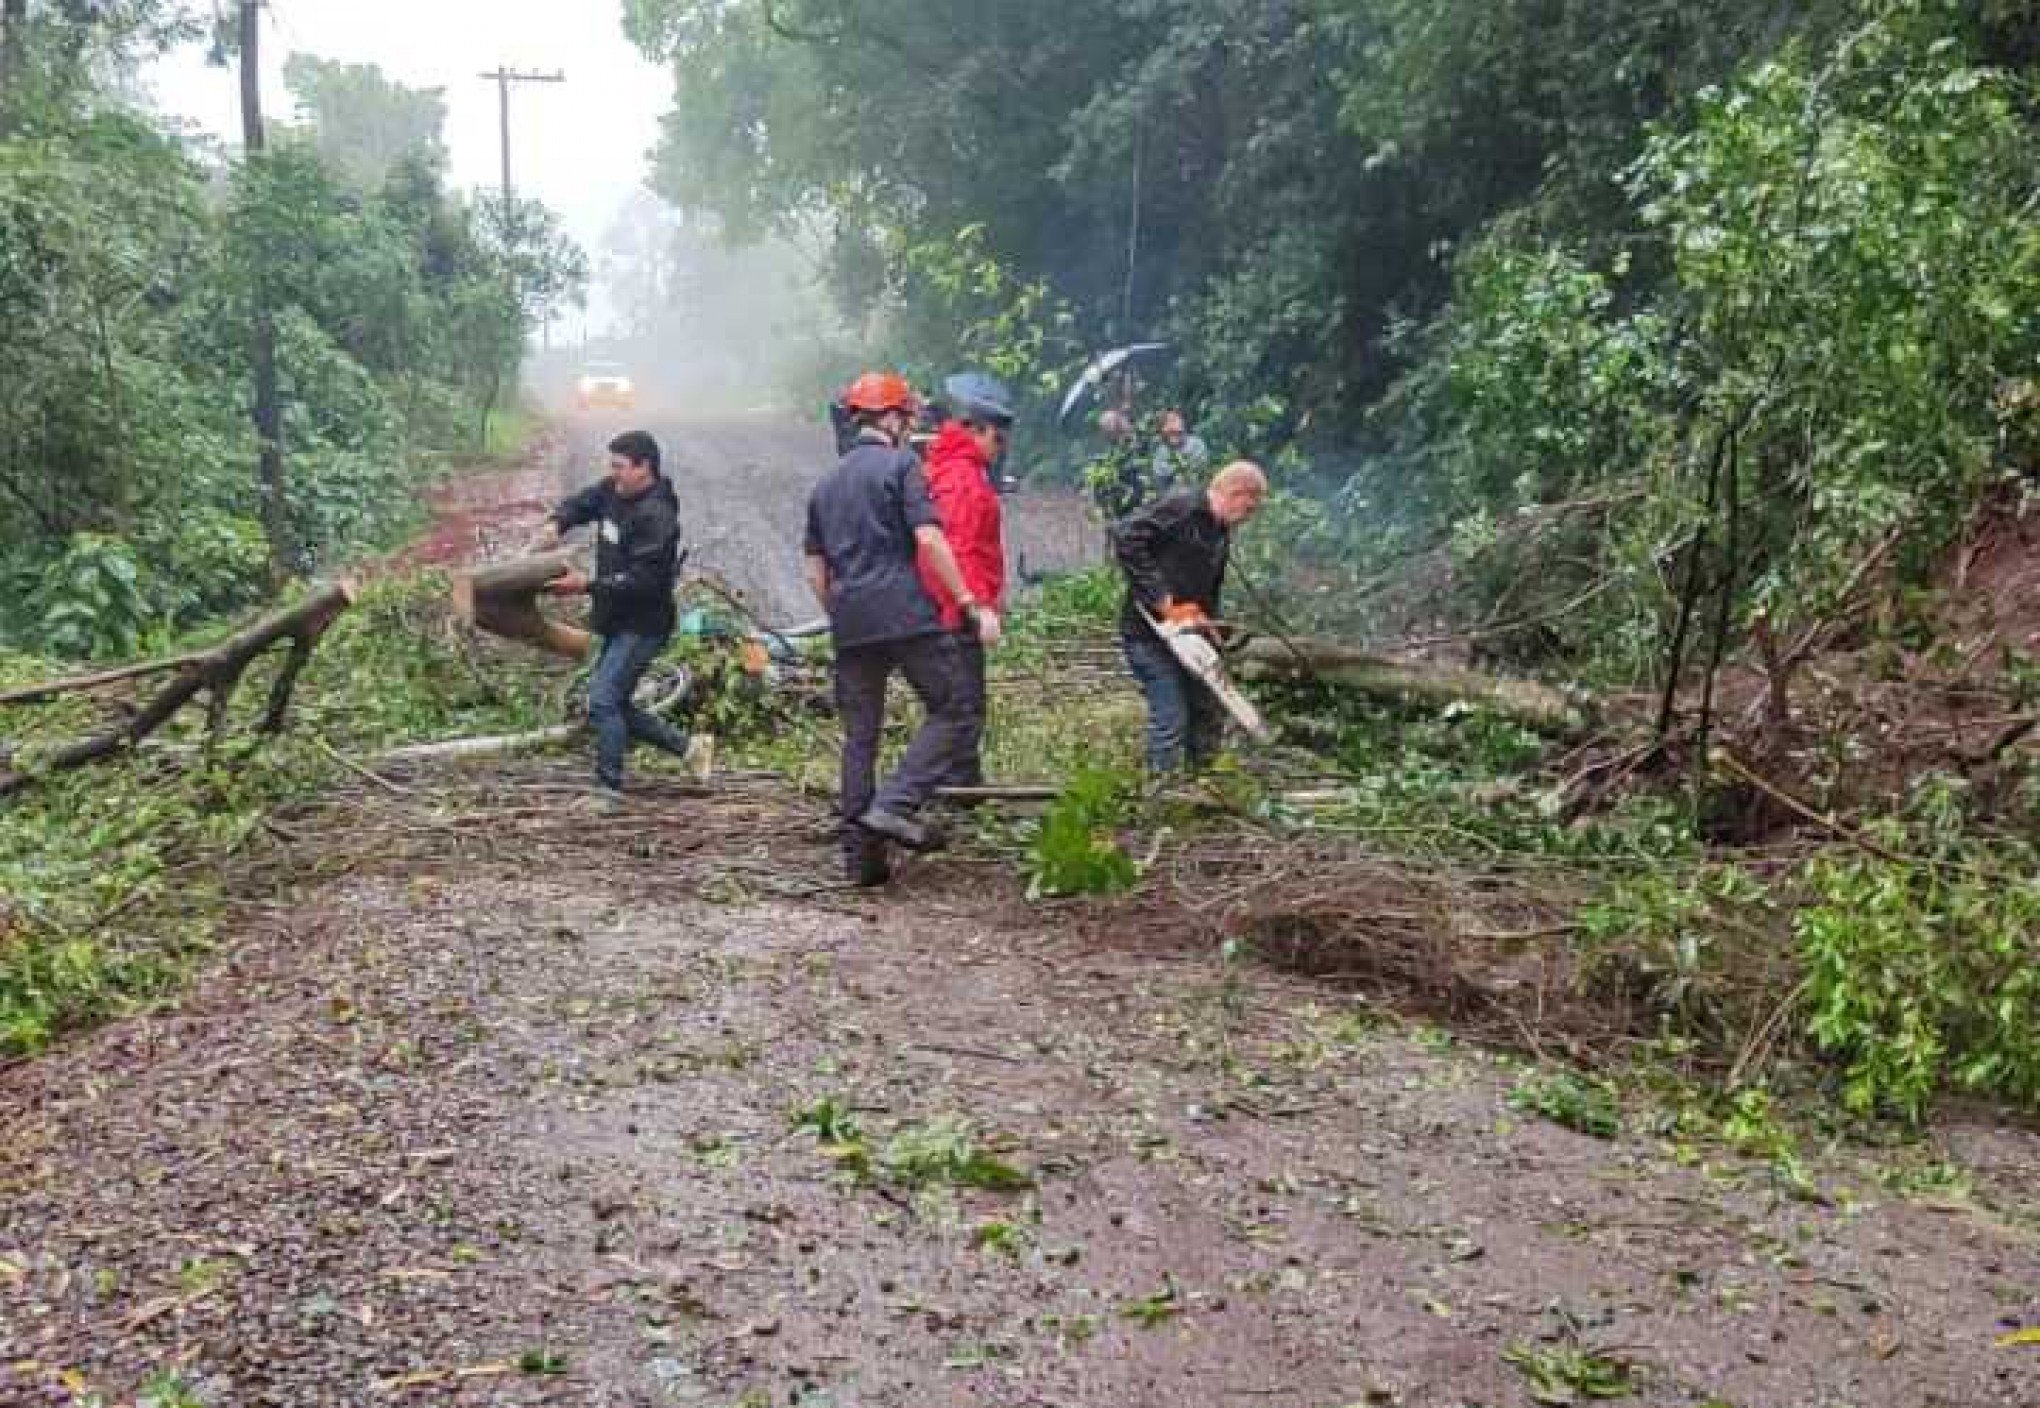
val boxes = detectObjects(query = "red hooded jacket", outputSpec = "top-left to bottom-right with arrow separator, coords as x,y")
915,421 -> 1006,630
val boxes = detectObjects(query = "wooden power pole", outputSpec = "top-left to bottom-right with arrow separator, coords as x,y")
477,66 -> 564,220
239,0 -> 290,585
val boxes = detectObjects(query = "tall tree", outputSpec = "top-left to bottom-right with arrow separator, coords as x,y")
1,0 -> 26,104
239,0 -> 289,584
282,54 -> 447,191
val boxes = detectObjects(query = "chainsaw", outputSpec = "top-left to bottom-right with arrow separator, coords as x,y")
1139,606 -> 1273,743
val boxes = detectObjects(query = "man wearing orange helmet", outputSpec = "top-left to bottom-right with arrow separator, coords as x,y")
804,372 -> 994,884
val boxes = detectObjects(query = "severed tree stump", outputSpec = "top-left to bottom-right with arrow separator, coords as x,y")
0,582 -> 357,795
451,551 -> 593,662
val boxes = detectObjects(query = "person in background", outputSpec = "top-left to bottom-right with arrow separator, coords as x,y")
1150,407 -> 1212,491
828,393 -> 858,456
803,372 -> 996,885
918,371 -> 1016,793
1111,460 -> 1268,774
530,430 -> 693,802
1087,406 -> 1148,520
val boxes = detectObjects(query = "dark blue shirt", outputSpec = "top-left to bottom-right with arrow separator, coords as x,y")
803,433 -> 943,649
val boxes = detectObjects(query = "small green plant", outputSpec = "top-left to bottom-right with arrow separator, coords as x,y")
880,1117 -> 1031,1191
1118,1279 -> 1182,1328
972,1219 -> 1029,1259
789,1094 -> 862,1143
177,1257 -> 233,1296
1024,762 -> 1139,899
137,1373 -> 206,1408
517,1348 -> 567,1375
1502,1341 -> 1638,1404
1508,1070 -> 1622,1139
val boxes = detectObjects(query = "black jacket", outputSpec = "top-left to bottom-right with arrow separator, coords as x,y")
803,431 -> 943,650
1111,486 -> 1229,639
551,476 -> 682,637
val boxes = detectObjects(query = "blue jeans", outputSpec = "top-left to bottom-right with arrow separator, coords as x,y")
587,630 -> 691,789
1123,630 -> 1222,774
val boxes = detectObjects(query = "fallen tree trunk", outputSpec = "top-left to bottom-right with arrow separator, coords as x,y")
1231,636 -> 1587,736
0,582 -> 356,796
452,551 -> 592,661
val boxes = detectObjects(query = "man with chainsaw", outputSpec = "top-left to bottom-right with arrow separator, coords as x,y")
804,372 -> 996,885
1112,459 -> 1268,773
530,429 -> 694,801
916,372 -> 1015,793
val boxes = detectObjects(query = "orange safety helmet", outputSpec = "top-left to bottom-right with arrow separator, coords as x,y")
841,371 -> 919,416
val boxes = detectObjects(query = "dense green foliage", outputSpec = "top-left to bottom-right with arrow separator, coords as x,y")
0,575 -> 561,1054
0,8 -> 583,658
624,0 -> 2040,653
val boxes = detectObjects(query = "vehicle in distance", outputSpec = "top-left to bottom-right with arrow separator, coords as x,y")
575,361 -> 635,411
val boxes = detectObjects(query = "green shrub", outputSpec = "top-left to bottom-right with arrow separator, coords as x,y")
1798,854 -> 2040,1120
1024,761 -> 1139,898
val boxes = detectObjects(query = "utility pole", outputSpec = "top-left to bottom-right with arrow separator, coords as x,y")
240,0 -> 290,586
477,66 -> 564,220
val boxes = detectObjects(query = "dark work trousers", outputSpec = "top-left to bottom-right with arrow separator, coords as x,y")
834,632 -> 972,851
1122,629 -> 1223,773
942,631 -> 988,790
587,629 -> 691,790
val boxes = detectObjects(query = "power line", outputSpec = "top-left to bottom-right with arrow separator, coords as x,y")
477,66 -> 564,212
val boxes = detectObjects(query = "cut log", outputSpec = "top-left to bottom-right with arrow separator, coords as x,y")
378,725 -> 580,765
0,581 -> 356,795
452,551 -> 592,661
1231,636 -> 1587,736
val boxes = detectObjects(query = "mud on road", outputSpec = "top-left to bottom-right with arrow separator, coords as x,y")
4,766 -> 2038,1408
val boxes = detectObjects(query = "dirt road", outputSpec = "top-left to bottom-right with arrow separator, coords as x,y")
560,412 -> 1099,627
4,767 -> 2037,1408
3,424 -> 2037,1408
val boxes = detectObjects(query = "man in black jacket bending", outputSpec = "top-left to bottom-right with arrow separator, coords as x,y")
1112,460 -> 1268,773
533,430 -> 692,798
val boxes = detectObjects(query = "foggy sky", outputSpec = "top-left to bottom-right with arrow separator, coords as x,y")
147,0 -> 670,334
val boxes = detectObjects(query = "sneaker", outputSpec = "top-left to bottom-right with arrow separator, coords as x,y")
575,785 -> 626,815
855,807 -> 947,852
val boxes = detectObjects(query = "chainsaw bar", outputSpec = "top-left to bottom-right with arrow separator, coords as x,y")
1139,608 -> 1274,743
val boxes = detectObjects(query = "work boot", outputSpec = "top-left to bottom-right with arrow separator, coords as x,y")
856,807 -> 947,853
844,833 -> 892,888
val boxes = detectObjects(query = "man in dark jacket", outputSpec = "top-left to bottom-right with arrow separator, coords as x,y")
804,372 -> 992,884
533,429 -> 692,798
1112,460 -> 1268,773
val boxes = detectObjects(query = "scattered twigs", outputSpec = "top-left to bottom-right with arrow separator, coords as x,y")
310,734 -> 412,796
1709,748 -> 1915,867
0,582 -> 356,797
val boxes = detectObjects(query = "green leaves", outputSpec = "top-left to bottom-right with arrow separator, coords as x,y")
1503,1342 -> 1639,1404
1023,761 -> 1139,899
1508,1070 -> 1622,1139
1798,851 -> 2040,1120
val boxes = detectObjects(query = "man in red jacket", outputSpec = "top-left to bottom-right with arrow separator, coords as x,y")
917,372 -> 1014,791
